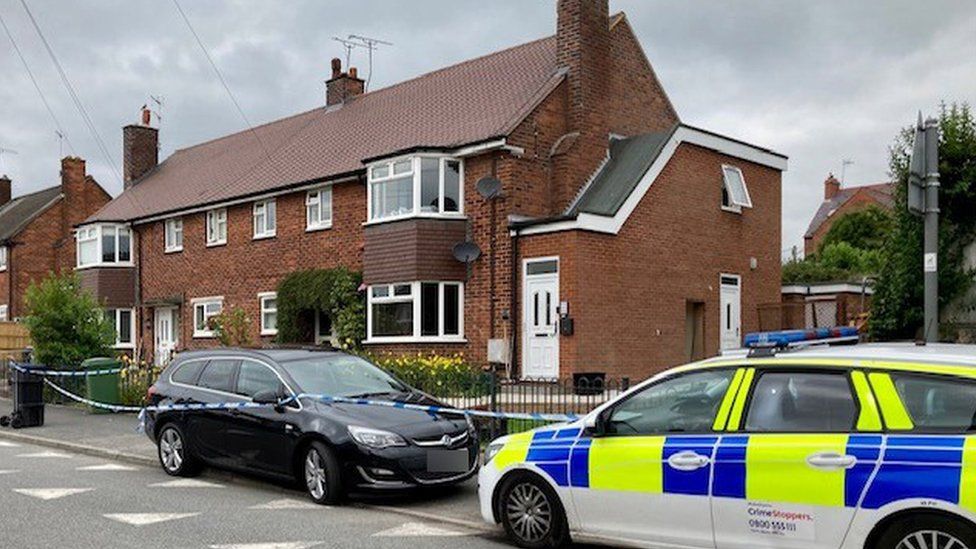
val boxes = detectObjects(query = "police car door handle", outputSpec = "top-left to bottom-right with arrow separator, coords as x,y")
667,451 -> 710,471
806,452 -> 856,470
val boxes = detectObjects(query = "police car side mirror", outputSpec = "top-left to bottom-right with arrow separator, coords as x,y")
583,413 -> 606,436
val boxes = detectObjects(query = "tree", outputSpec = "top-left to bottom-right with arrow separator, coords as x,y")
23,272 -> 115,367
819,206 -> 893,253
872,103 -> 976,339
210,306 -> 253,347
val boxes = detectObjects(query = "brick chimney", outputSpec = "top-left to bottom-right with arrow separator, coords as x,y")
326,58 -> 365,106
0,175 -> 10,207
552,0 -> 611,211
122,106 -> 158,189
824,173 -> 841,200
61,157 -> 90,229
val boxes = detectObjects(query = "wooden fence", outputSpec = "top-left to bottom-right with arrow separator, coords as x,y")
0,322 -> 31,399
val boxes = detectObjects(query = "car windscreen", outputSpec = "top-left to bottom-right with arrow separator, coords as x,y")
280,355 -> 408,397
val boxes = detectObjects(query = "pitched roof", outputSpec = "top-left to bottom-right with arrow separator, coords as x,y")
804,182 -> 895,238
569,127 -> 676,216
0,185 -> 62,242
89,36 -> 566,223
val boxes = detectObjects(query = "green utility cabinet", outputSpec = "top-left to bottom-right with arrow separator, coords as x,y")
81,357 -> 121,414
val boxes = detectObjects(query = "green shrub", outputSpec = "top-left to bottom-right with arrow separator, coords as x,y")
118,355 -> 162,406
276,268 -> 364,350
23,272 -> 114,367
209,305 -> 253,347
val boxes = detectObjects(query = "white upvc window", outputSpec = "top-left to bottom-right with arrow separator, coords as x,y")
306,186 -> 333,231
206,208 -> 227,246
259,292 -> 278,336
105,308 -> 135,348
164,218 -> 183,252
721,165 -> 753,213
367,155 -> 463,222
366,281 -> 464,343
76,224 -> 133,268
253,199 -> 276,239
0,305 -> 8,322
0,246 -> 7,271
192,296 -> 223,338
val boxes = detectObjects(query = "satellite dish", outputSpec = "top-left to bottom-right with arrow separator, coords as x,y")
476,176 -> 502,199
452,241 -> 482,263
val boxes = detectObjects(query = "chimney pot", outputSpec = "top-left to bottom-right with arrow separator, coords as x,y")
141,106 -> 152,126
349,67 -> 358,79
331,58 -> 342,79
325,59 -> 364,106
824,173 -> 841,200
0,175 -> 11,207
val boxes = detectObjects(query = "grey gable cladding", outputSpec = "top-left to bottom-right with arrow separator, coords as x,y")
0,186 -> 62,242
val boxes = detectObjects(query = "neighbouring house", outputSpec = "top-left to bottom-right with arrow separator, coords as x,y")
77,0 -> 786,380
0,157 -> 112,324
803,173 -> 895,256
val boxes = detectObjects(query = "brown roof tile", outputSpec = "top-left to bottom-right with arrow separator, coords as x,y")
90,36 -> 562,222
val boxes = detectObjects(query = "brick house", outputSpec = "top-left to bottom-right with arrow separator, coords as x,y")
0,157 -> 111,322
79,0 -> 786,380
803,173 -> 895,256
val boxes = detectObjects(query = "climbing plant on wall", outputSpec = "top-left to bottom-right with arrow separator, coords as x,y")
275,267 -> 365,349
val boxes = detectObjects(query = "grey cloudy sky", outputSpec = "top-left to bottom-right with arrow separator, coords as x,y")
1,0 -> 974,253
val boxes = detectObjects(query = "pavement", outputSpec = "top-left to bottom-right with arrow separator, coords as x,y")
0,399 -> 609,548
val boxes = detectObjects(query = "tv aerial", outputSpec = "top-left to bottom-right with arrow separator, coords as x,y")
331,34 -> 393,91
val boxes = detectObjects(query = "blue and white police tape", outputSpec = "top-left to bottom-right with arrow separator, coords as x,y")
9,361 -> 123,377
294,394 -> 580,423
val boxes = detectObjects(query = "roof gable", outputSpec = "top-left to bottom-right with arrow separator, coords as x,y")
0,186 -> 62,242
804,182 -> 895,238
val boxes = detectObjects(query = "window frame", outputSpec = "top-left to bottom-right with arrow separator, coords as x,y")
721,164 -> 752,213
736,367 -> 861,435
252,199 -> 277,240
0,246 -> 7,271
164,217 -> 183,253
366,155 -> 465,223
206,208 -> 228,247
365,281 -> 465,343
75,224 -> 134,268
191,296 -> 224,338
0,304 -> 8,322
306,186 -> 334,231
258,292 -> 278,336
105,308 -> 135,349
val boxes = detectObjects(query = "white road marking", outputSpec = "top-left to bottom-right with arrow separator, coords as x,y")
148,478 -> 224,488
248,498 -> 323,510
13,488 -> 93,500
0,440 -> 21,447
209,543 -> 324,549
16,451 -> 71,458
371,522 -> 469,537
77,463 -> 138,471
0,470 -> 20,475
104,513 -> 199,526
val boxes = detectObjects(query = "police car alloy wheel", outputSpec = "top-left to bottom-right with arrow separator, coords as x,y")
157,424 -> 199,477
499,474 -> 568,548
303,441 -> 343,505
875,514 -> 976,549
895,531 -> 968,549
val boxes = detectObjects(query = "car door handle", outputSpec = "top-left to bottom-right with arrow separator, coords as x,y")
806,452 -> 856,470
667,451 -> 710,471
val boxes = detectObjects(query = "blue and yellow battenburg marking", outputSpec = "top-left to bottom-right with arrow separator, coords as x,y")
497,428 -> 976,514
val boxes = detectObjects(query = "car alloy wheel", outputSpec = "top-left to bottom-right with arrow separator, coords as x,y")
506,481 -> 554,544
305,448 -> 328,501
159,427 -> 184,473
896,531 -> 970,549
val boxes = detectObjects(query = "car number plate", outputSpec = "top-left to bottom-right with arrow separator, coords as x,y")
426,449 -> 469,473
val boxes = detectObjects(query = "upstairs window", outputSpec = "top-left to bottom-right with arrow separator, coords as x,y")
721,165 -> 752,212
306,187 -> 333,231
206,208 -> 227,246
164,218 -> 183,252
76,224 -> 132,268
368,156 -> 463,222
0,246 -> 7,271
253,199 -> 276,239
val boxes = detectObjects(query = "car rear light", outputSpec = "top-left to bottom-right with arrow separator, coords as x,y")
146,385 -> 157,403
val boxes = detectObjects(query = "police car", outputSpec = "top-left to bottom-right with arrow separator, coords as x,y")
479,329 -> 976,549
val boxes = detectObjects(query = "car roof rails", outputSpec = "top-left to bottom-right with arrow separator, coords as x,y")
743,327 -> 860,358
265,343 -> 337,352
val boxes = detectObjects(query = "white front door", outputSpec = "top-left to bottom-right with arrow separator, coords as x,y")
720,274 -> 742,350
154,307 -> 177,366
522,258 -> 559,380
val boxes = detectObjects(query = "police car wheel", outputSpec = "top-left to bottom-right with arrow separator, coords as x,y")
157,424 -> 200,477
302,441 -> 343,505
875,513 -> 976,549
499,474 -> 569,548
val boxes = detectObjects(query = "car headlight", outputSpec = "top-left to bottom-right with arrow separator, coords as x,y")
348,426 -> 407,449
484,442 -> 504,464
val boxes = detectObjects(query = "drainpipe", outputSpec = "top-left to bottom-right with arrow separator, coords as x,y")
134,226 -> 142,362
509,225 -> 520,379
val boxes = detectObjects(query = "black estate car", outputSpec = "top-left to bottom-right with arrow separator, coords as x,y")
143,348 -> 478,504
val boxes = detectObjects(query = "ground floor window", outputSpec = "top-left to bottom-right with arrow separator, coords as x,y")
259,292 -> 277,336
0,304 -> 8,322
105,308 -> 135,348
192,297 -> 223,338
366,281 -> 463,342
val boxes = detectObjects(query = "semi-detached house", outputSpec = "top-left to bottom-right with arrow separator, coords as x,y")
78,0 -> 787,381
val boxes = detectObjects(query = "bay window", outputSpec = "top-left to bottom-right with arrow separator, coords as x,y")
367,281 -> 463,342
165,218 -> 183,252
306,186 -> 333,230
206,208 -> 227,246
368,156 -> 463,222
253,199 -> 276,239
192,297 -> 223,338
76,224 -> 133,268
105,308 -> 135,348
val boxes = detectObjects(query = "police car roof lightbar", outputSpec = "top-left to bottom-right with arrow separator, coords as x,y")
743,327 -> 860,357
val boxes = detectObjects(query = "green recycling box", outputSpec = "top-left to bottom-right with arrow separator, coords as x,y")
81,357 -> 122,414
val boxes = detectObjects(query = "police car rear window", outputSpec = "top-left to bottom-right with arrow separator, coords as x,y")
892,374 -> 976,432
